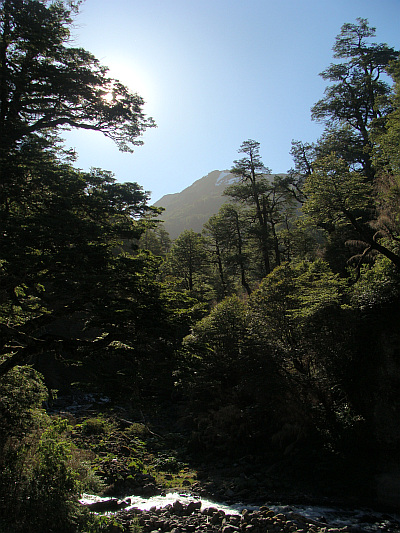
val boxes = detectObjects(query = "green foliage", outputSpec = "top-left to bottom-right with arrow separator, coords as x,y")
81,417 -> 116,436
0,365 -> 49,438
138,222 -> 171,257
223,140 -> 301,283
204,203 -> 253,295
349,251 -> 400,309
0,372 -> 91,532
374,58 -> 400,174
129,517 -> 143,533
77,512 -> 126,533
1,6 -> 400,509
177,296 -> 248,412
0,0 -> 155,153
249,260 -> 352,437
228,139 -> 273,275
294,19 -> 400,273
292,260 -> 346,320
184,295 -> 248,361
153,453 -> 184,473
0,0 -> 166,383
371,58 -> 400,246
30,419 -> 76,504
302,154 -> 372,228
311,18 -> 396,152
166,229 -> 208,293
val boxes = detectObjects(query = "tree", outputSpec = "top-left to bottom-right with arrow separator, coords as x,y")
206,203 -> 253,296
372,58 -> 400,242
302,152 -> 400,270
0,144 -> 166,380
0,0 -> 155,154
286,140 -> 316,204
227,141 -> 298,275
302,153 -> 372,228
374,58 -> 400,174
311,18 -> 397,180
167,230 -> 207,292
139,221 -> 171,258
248,259 -> 353,437
298,19 -> 400,273
228,140 -> 272,275
0,0 -> 168,382
202,212 -> 230,299
182,295 -> 248,377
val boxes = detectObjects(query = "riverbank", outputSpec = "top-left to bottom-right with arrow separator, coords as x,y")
112,500 -> 349,533
52,394 -> 400,532
79,492 -> 400,533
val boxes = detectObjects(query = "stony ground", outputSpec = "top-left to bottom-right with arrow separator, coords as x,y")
112,500 -> 349,533
52,395 -> 399,533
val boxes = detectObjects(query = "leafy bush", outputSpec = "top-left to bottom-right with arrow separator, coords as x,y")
81,417 -> 115,436
0,367 -> 105,532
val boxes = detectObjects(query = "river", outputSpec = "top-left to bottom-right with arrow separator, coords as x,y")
80,491 -> 400,532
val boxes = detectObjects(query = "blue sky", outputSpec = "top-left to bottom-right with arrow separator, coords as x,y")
64,0 -> 400,203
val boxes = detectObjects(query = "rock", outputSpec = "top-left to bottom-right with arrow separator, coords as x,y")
172,500 -> 184,514
202,506 -> 218,516
186,501 -> 201,514
85,498 -> 129,512
211,510 -> 225,524
222,526 -> 240,533
227,515 -> 240,526
141,483 -> 158,496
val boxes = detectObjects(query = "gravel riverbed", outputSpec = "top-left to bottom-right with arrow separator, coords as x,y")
81,493 -> 400,533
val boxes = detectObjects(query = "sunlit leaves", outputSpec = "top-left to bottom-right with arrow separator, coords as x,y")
302,153 -> 372,228
312,18 -> 397,135
249,259 -> 346,344
0,0 -> 155,153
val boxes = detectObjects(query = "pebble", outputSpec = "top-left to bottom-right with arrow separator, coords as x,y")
108,500 -> 350,533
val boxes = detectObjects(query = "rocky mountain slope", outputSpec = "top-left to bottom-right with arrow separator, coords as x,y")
154,170 -> 237,239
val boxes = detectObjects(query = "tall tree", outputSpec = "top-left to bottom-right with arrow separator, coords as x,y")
299,19 -> 400,272
227,141 -> 297,274
0,152 -> 163,377
212,203 -> 253,296
286,140 -> 316,204
311,18 -> 397,181
0,0 -> 155,154
139,220 -> 171,258
372,58 -> 400,242
0,0 -> 165,380
249,259 -> 351,435
227,140 -> 272,275
203,213 -> 230,299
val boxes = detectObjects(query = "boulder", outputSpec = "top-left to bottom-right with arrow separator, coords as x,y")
86,498 -> 129,512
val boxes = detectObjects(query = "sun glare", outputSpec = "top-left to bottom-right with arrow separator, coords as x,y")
102,91 -> 114,103
105,56 -> 157,112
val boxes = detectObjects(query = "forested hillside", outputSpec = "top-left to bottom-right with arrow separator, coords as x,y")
153,170 -> 290,239
1,3 -> 400,532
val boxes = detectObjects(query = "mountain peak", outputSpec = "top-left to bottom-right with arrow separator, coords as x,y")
153,170 -> 237,239
154,169 -> 285,239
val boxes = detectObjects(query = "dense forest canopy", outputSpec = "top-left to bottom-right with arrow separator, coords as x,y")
1,3 -> 400,532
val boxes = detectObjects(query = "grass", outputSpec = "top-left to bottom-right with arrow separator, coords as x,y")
68,411 -> 198,496
150,466 -> 197,489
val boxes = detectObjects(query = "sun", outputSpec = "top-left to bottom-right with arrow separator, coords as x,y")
102,91 -> 114,104
103,55 -> 157,112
